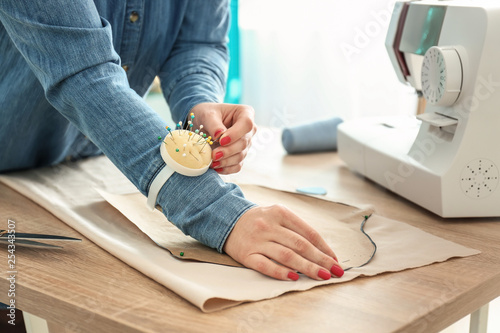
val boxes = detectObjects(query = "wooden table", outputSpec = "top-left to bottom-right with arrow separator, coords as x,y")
1,129 -> 499,333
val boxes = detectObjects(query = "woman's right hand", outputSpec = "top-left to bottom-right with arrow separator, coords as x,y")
223,205 -> 344,281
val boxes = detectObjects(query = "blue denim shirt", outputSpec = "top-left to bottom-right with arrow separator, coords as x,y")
0,0 -> 254,252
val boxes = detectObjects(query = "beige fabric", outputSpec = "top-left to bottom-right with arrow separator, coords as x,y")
0,156 -> 480,312
96,189 -> 244,267
96,187 -> 378,269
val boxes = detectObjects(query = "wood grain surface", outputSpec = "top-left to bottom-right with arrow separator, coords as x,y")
1,130 -> 499,333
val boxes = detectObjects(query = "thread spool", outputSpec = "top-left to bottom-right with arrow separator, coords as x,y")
281,117 -> 343,154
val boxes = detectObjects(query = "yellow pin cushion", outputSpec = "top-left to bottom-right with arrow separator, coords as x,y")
147,113 -> 214,211
160,129 -> 212,176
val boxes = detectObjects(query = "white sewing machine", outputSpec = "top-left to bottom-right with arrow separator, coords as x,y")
338,0 -> 500,217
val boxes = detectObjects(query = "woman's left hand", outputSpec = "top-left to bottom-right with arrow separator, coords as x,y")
190,102 -> 257,174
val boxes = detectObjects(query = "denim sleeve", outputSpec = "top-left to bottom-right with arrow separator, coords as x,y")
0,1 -> 254,252
159,0 -> 230,122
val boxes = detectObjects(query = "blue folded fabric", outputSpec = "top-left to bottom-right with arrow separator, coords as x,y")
281,117 -> 343,154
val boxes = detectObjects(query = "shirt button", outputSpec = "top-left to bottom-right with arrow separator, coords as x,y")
122,65 -> 129,72
129,11 -> 139,23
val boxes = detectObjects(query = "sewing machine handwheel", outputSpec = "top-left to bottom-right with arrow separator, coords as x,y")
421,46 -> 463,106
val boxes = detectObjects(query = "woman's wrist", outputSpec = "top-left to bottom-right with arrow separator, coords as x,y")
156,169 -> 255,252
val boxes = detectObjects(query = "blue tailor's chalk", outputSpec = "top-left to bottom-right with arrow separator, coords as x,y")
296,186 -> 327,196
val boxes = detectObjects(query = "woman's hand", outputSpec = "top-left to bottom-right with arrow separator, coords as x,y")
190,103 -> 257,175
223,205 -> 345,281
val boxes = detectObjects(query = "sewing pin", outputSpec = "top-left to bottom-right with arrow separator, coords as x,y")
177,121 -> 185,135
200,137 -> 212,153
199,138 -> 208,152
197,132 -> 205,143
202,136 -> 211,148
166,126 -> 176,142
189,152 -> 200,161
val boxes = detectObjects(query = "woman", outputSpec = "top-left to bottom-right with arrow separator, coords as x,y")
0,0 -> 343,281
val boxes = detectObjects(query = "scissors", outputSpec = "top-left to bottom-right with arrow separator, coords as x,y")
0,229 -> 82,249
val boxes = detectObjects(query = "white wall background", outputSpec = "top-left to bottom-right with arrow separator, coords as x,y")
238,0 -> 418,127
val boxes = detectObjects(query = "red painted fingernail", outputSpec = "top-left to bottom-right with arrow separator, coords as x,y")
214,129 -> 224,139
215,151 -> 224,160
318,269 -> 331,280
220,136 -> 231,146
215,168 -> 224,173
330,265 -> 344,278
211,161 -> 221,168
287,271 -> 300,281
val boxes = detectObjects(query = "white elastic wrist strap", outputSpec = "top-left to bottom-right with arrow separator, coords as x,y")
146,165 -> 175,211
